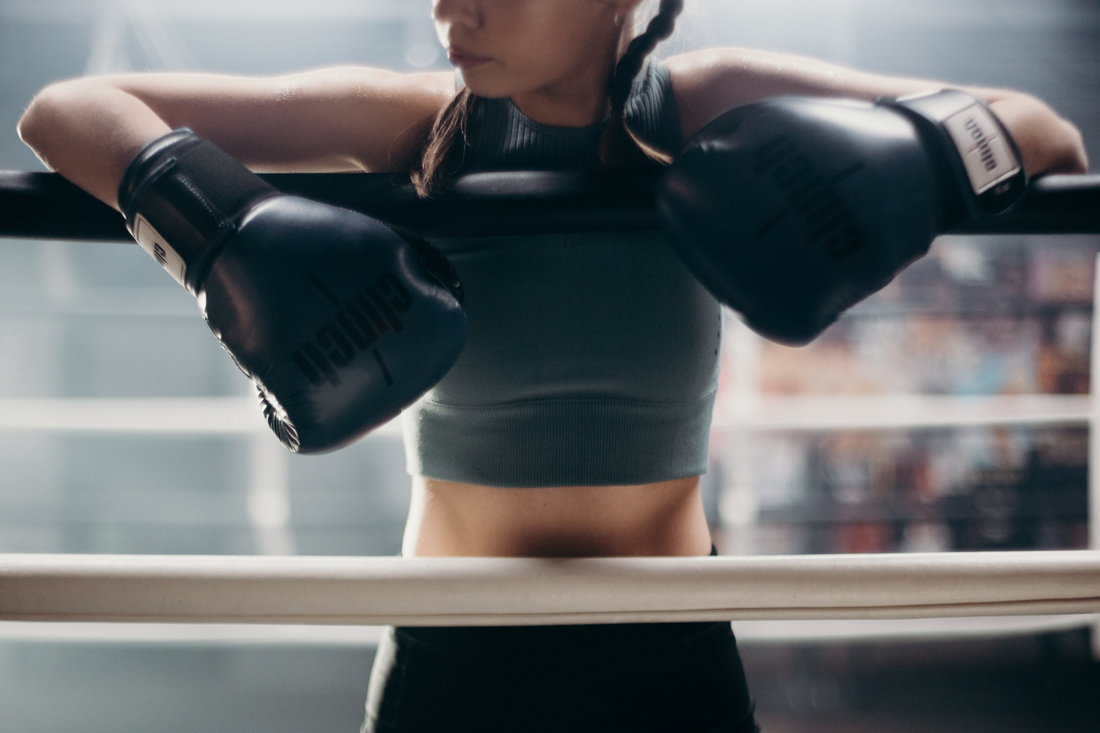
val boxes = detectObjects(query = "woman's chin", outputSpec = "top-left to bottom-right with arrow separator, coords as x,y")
454,69 -> 518,99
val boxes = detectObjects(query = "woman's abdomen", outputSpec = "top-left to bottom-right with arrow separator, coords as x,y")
401,475 -> 713,558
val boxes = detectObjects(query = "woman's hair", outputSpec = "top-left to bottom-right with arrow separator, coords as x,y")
410,0 -> 685,197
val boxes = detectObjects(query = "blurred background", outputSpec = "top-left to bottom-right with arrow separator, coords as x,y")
0,0 -> 1098,731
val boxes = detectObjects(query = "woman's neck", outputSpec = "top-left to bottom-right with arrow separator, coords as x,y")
510,72 -> 611,128
509,18 -> 635,128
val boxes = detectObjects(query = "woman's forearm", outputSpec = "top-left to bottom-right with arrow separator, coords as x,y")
18,66 -> 1090,215
18,80 -> 172,209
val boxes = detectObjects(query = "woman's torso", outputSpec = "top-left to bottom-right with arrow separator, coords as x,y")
399,60 -> 718,558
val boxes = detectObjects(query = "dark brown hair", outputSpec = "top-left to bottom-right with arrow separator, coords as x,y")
410,0 -> 685,197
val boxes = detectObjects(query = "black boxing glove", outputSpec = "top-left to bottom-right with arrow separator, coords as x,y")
119,129 -> 467,453
656,91 -> 1026,346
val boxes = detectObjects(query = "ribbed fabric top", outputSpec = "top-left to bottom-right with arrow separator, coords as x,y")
402,59 -> 722,488
461,57 -> 684,172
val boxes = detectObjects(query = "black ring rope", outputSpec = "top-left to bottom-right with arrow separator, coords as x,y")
0,170 -> 1097,241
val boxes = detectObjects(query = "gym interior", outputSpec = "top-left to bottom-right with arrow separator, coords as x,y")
0,1 -> 1098,731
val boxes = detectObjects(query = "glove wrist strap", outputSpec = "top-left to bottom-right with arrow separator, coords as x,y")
118,129 -> 278,294
882,89 -> 1027,223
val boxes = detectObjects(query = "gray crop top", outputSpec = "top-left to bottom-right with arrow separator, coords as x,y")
402,59 -> 722,487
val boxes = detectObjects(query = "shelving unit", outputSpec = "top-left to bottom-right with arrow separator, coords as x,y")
707,254 -> 1100,653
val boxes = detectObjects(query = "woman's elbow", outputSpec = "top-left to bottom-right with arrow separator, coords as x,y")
989,92 -> 1089,176
18,88 -> 53,154
17,81 -> 83,164
1057,117 -> 1090,175
1027,95 -> 1090,175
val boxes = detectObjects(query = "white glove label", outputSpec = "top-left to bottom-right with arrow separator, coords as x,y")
942,104 -> 1022,195
134,215 -> 187,287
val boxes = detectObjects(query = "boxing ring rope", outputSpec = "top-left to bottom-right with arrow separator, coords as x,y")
2,170 -> 1100,240
1,551 -> 1098,626
0,394 -> 1089,436
1,171 -> 1100,646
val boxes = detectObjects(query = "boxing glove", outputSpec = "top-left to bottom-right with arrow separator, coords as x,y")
656,90 -> 1026,346
118,129 -> 467,453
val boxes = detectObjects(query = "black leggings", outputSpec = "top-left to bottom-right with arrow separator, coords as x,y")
363,619 -> 758,732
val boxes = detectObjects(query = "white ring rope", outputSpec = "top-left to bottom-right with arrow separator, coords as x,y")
0,394 -> 1088,435
2,551 -> 1098,626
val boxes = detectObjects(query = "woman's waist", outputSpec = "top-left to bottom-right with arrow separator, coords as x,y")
403,475 -> 713,558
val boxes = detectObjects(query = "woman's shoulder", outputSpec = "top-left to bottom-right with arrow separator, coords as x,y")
664,47 -> 992,141
665,47 -> 893,139
664,47 -> 833,139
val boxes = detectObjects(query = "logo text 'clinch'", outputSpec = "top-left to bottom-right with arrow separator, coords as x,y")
752,135 -> 865,261
292,273 -> 413,389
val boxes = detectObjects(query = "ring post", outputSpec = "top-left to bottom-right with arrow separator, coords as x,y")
1091,254 -> 1100,659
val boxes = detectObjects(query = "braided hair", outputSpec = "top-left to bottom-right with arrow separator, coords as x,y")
410,86 -> 477,197
598,0 -> 684,169
411,0 -> 684,197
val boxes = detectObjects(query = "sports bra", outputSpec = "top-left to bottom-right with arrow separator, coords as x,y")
401,59 -> 722,488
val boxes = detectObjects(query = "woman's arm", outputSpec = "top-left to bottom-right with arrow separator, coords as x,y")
16,67 -> 455,208
666,48 -> 1088,177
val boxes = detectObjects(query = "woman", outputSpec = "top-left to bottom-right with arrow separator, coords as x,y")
16,1 -> 1088,731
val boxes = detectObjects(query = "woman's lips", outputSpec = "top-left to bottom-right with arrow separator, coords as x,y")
448,49 -> 491,69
